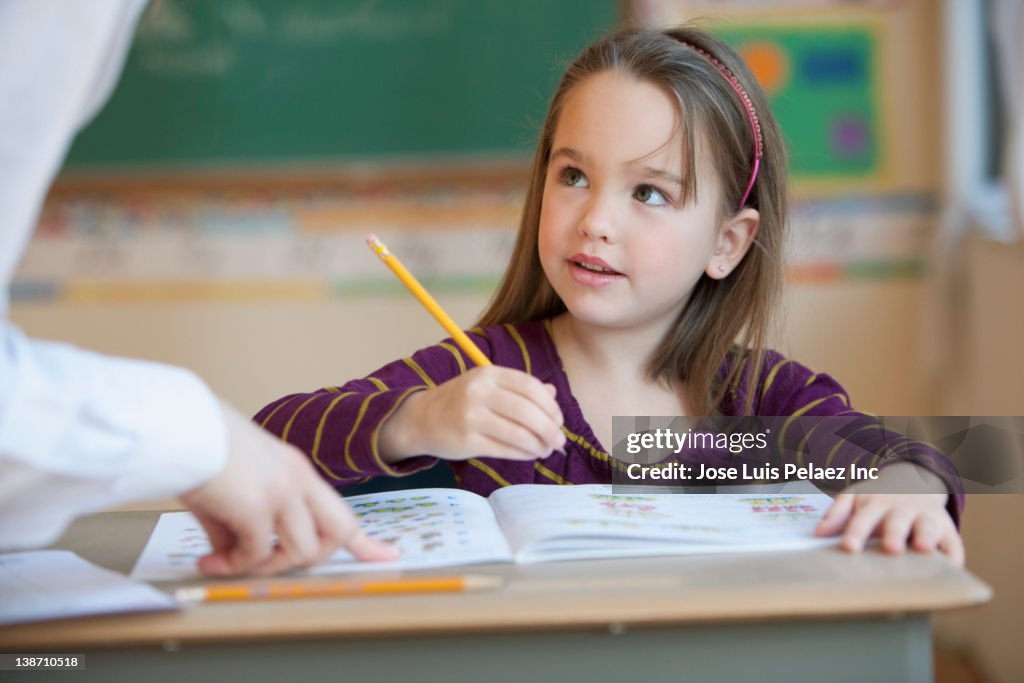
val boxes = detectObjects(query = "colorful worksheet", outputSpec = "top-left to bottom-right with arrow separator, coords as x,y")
131,482 -> 839,581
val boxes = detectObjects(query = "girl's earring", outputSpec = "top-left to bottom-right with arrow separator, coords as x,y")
717,264 -> 727,273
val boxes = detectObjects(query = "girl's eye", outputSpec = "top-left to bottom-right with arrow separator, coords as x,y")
559,166 -> 589,188
634,185 -> 669,206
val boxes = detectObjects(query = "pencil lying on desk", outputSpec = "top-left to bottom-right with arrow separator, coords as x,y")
366,233 -> 492,368
174,574 -> 504,603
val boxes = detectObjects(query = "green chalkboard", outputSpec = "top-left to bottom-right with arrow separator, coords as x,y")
66,0 -> 617,169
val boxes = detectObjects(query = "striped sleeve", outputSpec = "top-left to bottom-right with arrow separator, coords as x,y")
759,355 -> 965,526
253,336 -> 484,487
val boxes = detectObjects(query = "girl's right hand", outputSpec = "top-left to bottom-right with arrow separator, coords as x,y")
379,366 -> 566,463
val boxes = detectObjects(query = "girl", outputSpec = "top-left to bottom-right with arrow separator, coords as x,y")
256,26 -> 964,564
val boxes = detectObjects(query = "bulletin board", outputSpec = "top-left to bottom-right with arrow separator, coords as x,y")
715,24 -> 884,182
630,0 -> 941,197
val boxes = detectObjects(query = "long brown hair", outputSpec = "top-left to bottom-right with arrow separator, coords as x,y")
477,25 -> 788,416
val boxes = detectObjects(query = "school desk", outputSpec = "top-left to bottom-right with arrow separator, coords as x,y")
0,510 -> 991,683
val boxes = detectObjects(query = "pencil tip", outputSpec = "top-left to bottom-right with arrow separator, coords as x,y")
465,574 -> 505,591
173,587 -> 205,603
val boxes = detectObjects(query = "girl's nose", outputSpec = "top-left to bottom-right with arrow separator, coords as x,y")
577,195 -> 617,243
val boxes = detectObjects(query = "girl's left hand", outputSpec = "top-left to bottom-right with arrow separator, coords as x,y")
814,463 -> 964,566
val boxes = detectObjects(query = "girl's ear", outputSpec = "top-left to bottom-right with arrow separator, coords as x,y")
706,208 -> 760,279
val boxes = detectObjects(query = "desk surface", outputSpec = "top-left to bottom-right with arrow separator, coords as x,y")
0,510 -> 992,651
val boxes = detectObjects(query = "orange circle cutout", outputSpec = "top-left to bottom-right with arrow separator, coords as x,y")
740,41 -> 789,96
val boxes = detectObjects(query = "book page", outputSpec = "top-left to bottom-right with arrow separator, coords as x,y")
131,488 -> 512,581
488,482 -> 839,563
0,551 -> 179,626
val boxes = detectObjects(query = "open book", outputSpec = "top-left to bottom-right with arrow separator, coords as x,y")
133,481 -> 838,581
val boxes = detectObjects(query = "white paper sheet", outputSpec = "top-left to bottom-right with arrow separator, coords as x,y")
0,550 -> 179,626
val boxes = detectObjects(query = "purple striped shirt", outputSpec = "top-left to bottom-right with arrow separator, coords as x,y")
255,319 -> 963,523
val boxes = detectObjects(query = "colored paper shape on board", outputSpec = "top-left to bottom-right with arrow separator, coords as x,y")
717,24 -> 882,180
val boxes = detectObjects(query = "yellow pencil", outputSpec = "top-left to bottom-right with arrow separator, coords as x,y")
367,234 -> 492,367
174,574 -> 504,603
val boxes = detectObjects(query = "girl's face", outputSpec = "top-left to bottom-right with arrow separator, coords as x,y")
538,70 -> 727,335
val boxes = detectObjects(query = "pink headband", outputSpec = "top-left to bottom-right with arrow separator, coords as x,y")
678,41 -> 763,210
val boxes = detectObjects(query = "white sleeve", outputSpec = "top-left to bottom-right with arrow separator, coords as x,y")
0,0 -> 228,549
0,327 -> 229,549
0,0 -> 149,295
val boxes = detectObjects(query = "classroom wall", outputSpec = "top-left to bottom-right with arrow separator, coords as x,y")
931,235 -> 1024,683
9,279 -> 930,419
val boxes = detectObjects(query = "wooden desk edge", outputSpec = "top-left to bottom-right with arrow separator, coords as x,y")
0,570 -> 992,651
1,510 -> 992,652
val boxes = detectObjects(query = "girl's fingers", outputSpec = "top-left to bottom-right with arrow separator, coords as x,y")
815,494 -> 854,537
488,391 -> 566,454
910,516 -> 940,553
841,502 -> 888,553
937,523 -> 966,567
879,509 -> 916,555
816,491 -> 962,563
467,400 -> 546,457
460,408 -> 553,460
494,369 -> 564,425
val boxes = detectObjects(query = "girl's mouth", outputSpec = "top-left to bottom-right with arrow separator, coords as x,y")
568,255 -> 624,286
568,253 -> 622,275
572,259 -> 621,275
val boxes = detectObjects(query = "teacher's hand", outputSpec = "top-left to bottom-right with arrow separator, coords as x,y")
179,400 -> 399,576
